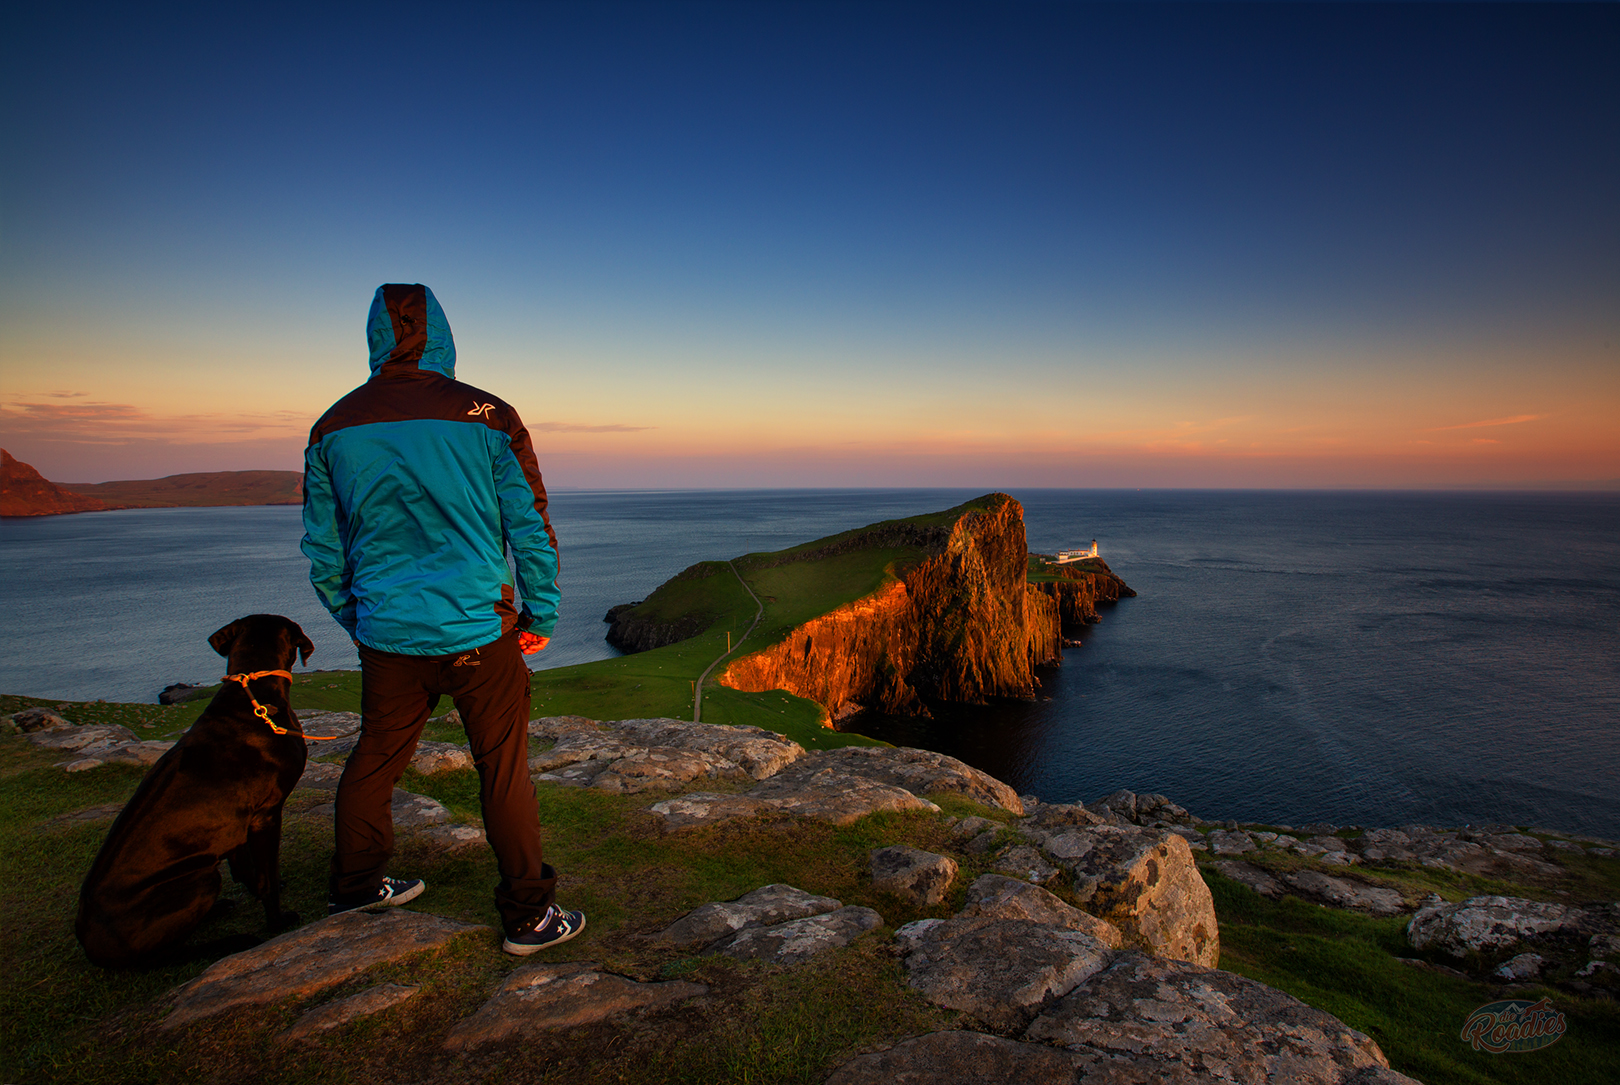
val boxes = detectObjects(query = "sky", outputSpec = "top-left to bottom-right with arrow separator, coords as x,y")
2,2 -> 1616,490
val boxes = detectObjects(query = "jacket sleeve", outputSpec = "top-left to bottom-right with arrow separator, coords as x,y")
300,441 -> 359,638
493,419 -> 560,637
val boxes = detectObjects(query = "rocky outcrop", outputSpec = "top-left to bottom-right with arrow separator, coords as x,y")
603,562 -> 727,652
444,962 -> 707,1050
656,884 -> 882,965
280,983 -> 420,1042
1406,895 -> 1597,960
870,846 -> 958,907
165,910 -> 485,1029
0,449 -> 107,517
1027,556 -> 1137,632
835,950 -> 1417,1084
719,495 -> 1078,716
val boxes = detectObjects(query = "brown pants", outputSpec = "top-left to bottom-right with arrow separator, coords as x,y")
331,630 -> 555,931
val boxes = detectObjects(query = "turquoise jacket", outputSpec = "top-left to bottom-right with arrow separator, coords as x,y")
301,284 -> 560,655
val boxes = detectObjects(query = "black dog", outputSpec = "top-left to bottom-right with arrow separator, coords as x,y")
76,614 -> 314,968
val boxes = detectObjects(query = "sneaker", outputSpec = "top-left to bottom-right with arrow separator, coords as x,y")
327,876 -> 426,916
502,905 -> 587,956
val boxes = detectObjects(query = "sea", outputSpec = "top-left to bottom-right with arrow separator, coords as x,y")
2,489 -> 1616,840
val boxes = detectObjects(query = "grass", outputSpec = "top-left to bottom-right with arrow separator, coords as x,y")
0,721 -> 999,1085
1206,868 -> 1620,1085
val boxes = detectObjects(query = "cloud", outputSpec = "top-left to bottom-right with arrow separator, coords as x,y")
1428,414 -> 1546,431
0,398 -> 308,446
531,421 -> 655,433
43,391 -> 88,399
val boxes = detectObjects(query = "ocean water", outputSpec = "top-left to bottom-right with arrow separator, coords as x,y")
1,489 -> 1615,838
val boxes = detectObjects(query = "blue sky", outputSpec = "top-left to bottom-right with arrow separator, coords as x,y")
3,2 -> 1616,487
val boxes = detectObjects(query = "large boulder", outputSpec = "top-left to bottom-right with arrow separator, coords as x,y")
895,917 -> 1113,1031
1059,827 -> 1219,967
1023,951 -> 1419,1083
958,874 -> 1122,949
1407,895 -> 1578,958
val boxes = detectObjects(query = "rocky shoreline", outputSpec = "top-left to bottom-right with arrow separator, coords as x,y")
12,703 -> 1616,1082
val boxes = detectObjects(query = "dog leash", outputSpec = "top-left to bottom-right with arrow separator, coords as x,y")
220,671 -> 341,740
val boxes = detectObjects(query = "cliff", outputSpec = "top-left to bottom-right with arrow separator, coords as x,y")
713,494 -> 1129,718
1028,554 -> 1138,629
0,450 -> 109,518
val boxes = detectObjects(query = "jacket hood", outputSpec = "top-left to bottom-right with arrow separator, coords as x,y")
367,284 -> 456,378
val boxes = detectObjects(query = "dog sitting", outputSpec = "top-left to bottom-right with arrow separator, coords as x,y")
76,614 -> 314,968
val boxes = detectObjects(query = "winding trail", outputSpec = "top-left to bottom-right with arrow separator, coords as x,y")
692,560 -> 764,723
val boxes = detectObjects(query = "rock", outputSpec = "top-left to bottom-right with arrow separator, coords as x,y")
1024,951 -> 1419,1084
60,740 -> 175,772
298,712 -> 363,756
43,802 -> 124,827
896,916 -> 1113,1030
1206,829 -> 1256,856
1407,895 -> 1576,958
646,792 -> 772,831
306,789 -> 450,831
525,716 -> 804,782
1493,953 -> 1544,981
826,1030 -> 1085,1085
870,846 -> 958,907
443,962 -> 706,1049
958,874 -> 1123,949
748,764 -> 940,825
965,829 -> 1001,855
411,741 -> 473,774
657,884 -> 842,949
1590,933 -> 1620,960
591,747 -> 748,794
7,707 -> 74,732
28,723 -> 137,751
158,683 -> 211,705
280,983 -> 420,1042
1283,871 -> 1409,917
711,906 -> 883,964
605,718 -> 806,779
165,910 -> 486,1029
953,815 -> 998,838
418,824 -> 486,852
764,746 -> 1022,815
1060,827 -> 1219,967
991,845 -> 1060,886
1210,860 -> 1286,900
1019,802 -> 1105,832
295,761 -> 345,791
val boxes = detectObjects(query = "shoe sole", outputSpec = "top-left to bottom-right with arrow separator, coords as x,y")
331,880 -> 426,916
502,913 -> 586,956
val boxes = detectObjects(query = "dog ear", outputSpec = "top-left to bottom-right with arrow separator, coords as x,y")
208,620 -> 242,658
297,629 -> 315,666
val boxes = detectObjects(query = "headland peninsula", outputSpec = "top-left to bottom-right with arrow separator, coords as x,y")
1,496 -> 1615,1085
0,449 -> 301,517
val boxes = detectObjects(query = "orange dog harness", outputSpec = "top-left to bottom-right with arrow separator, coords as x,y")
220,670 -> 339,740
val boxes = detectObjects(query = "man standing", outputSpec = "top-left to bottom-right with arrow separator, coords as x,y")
301,283 -> 584,955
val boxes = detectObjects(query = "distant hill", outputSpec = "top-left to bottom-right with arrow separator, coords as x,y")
61,470 -> 302,509
0,450 -> 110,517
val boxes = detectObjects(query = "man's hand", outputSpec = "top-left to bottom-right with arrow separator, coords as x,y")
518,631 -> 550,655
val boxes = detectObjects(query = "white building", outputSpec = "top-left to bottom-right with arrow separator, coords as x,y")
1054,540 -> 1099,563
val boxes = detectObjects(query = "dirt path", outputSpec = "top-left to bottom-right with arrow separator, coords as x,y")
692,561 -> 764,723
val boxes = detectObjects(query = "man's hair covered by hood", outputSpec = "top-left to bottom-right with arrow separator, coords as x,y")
367,283 -> 457,379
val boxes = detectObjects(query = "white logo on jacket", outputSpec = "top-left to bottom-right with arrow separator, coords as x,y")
468,402 -> 495,419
